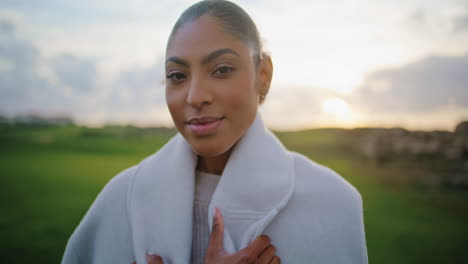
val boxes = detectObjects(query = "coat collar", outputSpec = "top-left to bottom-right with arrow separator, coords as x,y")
129,112 -> 295,264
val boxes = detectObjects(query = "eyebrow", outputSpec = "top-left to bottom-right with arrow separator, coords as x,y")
165,48 -> 240,67
165,57 -> 189,67
201,48 -> 240,65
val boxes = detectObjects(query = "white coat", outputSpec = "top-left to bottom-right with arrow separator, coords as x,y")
62,112 -> 368,264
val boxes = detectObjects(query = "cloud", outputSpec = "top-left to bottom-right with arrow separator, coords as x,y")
51,54 -> 97,93
453,13 -> 468,33
0,18 -> 58,114
0,16 -> 104,117
101,58 -> 168,123
0,16 -> 170,125
0,16 -> 164,122
353,54 -> 468,113
0,19 -> 14,36
405,6 -> 468,35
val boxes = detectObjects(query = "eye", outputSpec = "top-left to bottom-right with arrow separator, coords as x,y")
213,66 -> 235,76
166,72 -> 187,82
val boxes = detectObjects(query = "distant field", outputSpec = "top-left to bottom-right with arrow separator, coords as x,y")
1,125 -> 467,263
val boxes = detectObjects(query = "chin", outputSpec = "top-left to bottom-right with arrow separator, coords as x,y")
190,139 -> 234,158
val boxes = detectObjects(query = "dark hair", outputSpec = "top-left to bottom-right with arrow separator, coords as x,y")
167,0 -> 263,64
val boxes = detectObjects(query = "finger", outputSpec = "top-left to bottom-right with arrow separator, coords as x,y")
241,234 -> 271,258
207,207 -> 225,253
145,253 -> 164,264
131,262 -> 137,264
270,256 -> 281,264
257,245 -> 276,264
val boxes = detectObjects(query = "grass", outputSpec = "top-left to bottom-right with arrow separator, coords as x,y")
1,125 -> 467,263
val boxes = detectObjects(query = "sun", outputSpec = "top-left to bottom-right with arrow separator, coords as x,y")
321,98 -> 352,121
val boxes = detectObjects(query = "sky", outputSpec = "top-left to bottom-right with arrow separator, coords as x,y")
0,0 -> 468,131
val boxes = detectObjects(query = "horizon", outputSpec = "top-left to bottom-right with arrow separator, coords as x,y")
2,112 -> 467,133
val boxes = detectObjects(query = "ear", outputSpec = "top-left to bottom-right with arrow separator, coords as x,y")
256,53 -> 273,104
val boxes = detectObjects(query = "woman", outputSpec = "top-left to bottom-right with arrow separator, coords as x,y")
62,1 -> 368,263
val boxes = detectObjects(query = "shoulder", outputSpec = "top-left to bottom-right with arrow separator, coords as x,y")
290,151 -> 362,205
269,152 -> 368,263
91,165 -> 137,213
72,164 -> 138,230
62,166 -> 137,263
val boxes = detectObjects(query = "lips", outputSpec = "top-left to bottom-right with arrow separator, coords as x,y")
186,116 -> 224,135
187,116 -> 223,125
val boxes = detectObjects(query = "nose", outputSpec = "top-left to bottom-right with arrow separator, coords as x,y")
186,76 -> 213,108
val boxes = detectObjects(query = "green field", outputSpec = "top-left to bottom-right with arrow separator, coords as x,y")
1,125 -> 467,263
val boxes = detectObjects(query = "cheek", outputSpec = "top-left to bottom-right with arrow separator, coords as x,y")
166,87 -> 186,125
227,77 -> 258,110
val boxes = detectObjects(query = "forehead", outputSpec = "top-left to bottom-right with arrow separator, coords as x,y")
166,15 -> 252,60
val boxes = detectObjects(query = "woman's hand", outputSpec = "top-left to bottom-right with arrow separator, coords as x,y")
130,253 -> 164,264
132,207 -> 281,264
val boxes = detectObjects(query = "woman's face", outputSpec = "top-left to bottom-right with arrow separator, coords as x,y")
165,15 -> 269,157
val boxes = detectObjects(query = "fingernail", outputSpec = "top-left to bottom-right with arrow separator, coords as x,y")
146,250 -> 159,256
213,207 -> 218,221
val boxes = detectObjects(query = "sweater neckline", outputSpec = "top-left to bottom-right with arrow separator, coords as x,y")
194,170 -> 220,204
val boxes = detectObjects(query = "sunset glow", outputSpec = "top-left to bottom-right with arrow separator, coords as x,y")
322,98 -> 352,120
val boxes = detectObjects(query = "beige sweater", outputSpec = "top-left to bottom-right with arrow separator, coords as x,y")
191,170 -> 221,264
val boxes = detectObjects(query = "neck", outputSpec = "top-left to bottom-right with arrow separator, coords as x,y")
197,147 -> 234,175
